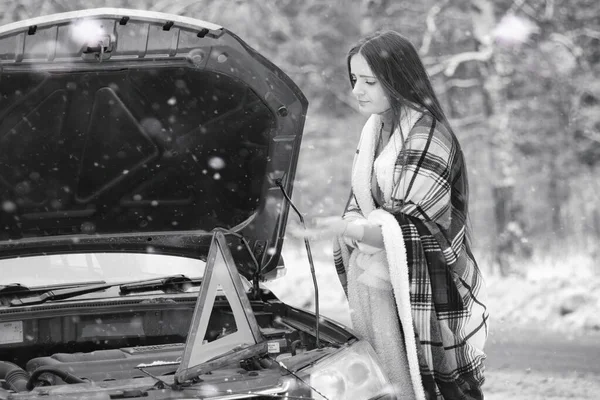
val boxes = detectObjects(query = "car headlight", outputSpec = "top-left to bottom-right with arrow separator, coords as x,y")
303,340 -> 393,400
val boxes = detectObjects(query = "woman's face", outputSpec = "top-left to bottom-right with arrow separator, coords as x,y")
350,53 -> 391,116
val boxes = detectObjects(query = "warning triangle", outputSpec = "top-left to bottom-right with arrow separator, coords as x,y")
175,232 -> 264,383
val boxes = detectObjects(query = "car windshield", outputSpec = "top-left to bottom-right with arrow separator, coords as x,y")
0,253 -> 206,288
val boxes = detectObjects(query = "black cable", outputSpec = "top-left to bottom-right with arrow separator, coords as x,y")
269,355 -> 330,400
275,179 -> 320,348
212,180 -> 322,348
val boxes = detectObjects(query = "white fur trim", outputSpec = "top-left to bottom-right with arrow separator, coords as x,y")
349,112 -> 426,400
352,114 -> 378,215
369,209 -> 426,400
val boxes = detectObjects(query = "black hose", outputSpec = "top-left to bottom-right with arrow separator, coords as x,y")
26,367 -> 86,391
290,339 -> 303,356
275,179 -> 321,348
0,361 -> 30,392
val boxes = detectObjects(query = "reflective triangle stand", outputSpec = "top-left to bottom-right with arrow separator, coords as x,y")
175,231 -> 265,384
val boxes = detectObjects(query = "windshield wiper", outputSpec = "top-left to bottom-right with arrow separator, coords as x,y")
119,275 -> 201,295
0,280 -> 107,296
9,275 -> 201,307
9,283 -> 115,306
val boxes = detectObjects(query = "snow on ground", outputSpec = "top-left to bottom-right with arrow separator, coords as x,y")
484,369 -> 600,400
486,253 -> 600,334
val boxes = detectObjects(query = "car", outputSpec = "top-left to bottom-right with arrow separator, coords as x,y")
0,8 -> 395,400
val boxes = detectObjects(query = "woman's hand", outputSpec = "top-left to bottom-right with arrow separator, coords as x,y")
291,217 -> 364,241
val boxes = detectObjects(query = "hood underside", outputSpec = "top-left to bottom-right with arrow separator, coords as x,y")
0,8 -> 308,277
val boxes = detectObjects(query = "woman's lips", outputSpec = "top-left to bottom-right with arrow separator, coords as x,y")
358,100 -> 369,106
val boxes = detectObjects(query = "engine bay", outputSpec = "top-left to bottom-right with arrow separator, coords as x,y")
0,296 -> 308,393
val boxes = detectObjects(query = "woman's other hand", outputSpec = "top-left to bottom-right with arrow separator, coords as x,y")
291,217 -> 365,241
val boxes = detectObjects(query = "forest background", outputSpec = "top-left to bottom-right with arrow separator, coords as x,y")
2,0 -> 600,330
2,1 -> 600,398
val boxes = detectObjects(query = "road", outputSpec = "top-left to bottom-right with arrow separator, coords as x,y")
484,325 -> 600,399
486,324 -> 600,374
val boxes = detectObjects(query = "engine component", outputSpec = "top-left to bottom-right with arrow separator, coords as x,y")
26,343 -> 185,383
26,366 -> 86,390
0,361 -> 29,392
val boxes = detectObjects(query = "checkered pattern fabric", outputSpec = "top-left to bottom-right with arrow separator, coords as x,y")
333,112 -> 489,400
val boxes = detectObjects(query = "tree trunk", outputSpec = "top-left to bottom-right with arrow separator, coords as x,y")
547,157 -> 563,235
470,0 -> 520,276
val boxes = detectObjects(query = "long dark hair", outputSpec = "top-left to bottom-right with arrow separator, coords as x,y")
347,30 -> 452,134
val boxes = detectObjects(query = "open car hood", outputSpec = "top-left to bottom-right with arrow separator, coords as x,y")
0,8 -> 307,279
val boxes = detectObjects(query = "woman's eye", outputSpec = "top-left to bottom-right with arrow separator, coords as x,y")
366,80 -> 376,85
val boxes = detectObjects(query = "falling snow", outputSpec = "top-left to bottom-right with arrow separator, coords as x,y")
493,14 -> 538,45
2,201 -> 16,213
208,156 -> 226,170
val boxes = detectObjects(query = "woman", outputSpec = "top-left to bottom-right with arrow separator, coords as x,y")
317,31 -> 489,399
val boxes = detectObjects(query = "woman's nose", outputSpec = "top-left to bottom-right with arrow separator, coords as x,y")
352,82 -> 363,96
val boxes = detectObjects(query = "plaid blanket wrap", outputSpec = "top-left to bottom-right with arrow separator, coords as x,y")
333,112 -> 489,399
